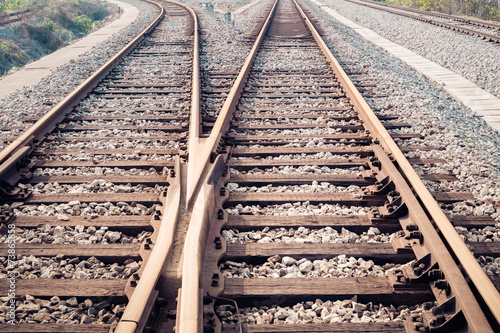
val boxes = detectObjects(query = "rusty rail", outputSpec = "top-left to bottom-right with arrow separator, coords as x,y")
176,155 -> 225,333
115,158 -> 182,333
185,0 -> 278,208
359,0 -> 500,30
174,0 -> 499,330
177,1 -> 279,331
115,1 -> 199,332
296,0 -> 500,327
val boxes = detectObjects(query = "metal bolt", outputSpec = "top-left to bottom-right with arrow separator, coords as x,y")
432,314 -> 446,326
203,296 -> 212,305
434,279 -> 449,290
214,237 -> 222,250
220,187 -> 226,196
406,231 -> 421,239
388,190 -> 399,197
428,269 -> 444,280
217,209 -> 224,220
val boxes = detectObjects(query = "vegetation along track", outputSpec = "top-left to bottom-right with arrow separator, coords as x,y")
342,0 -> 500,44
0,0 -> 499,332
0,0 -> 196,331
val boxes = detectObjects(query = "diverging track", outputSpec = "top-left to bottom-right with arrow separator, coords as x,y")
0,0 -> 499,332
180,0 -> 499,332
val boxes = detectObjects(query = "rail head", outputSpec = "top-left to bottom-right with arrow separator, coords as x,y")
177,155 -> 226,333
183,1 -> 201,140
295,0 -> 500,329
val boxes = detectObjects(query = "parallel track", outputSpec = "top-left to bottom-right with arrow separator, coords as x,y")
0,1 -> 197,332
342,0 -> 500,44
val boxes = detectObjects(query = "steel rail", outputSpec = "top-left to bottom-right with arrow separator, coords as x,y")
188,0 -> 201,141
115,1 -> 199,331
295,0 -> 500,326
176,0 -> 498,330
185,0 -> 279,208
177,1 -> 279,331
0,0 -> 165,192
176,155 -> 225,333
116,157 -> 182,333
0,1 -> 188,331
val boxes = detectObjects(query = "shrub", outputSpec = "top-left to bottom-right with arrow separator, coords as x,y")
0,40 -> 28,74
0,41 -> 12,53
1,0 -> 29,11
73,14 -> 92,33
76,0 -> 110,21
44,18 -> 57,32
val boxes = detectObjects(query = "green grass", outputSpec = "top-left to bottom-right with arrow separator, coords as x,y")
0,0 -> 33,11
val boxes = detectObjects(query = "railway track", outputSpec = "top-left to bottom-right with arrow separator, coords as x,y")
341,0 -> 500,44
179,0 -> 500,332
0,0 -> 499,332
0,0 -> 195,331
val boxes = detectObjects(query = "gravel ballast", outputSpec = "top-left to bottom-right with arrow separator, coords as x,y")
309,0 -> 500,99
298,0 -> 500,275
222,226 -> 398,244
217,298 -> 429,324
220,255 -> 407,278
